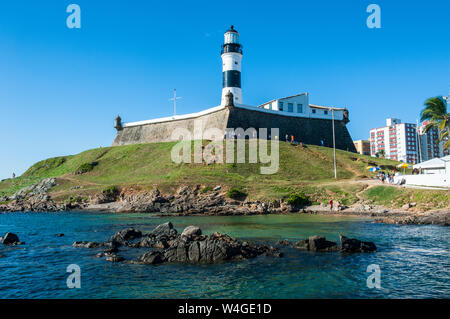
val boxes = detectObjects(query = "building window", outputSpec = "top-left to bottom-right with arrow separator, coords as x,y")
279,102 -> 283,111
297,104 -> 302,113
324,110 -> 328,115
312,109 -> 316,114
288,103 -> 293,112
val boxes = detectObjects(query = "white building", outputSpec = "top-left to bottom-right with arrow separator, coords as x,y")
258,93 -> 346,121
417,121 -> 450,162
369,118 -> 418,163
396,155 -> 450,188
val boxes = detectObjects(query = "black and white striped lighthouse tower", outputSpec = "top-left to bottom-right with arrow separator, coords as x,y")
221,25 -> 243,105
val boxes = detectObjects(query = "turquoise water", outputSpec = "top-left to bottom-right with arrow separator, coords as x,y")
0,212 -> 449,298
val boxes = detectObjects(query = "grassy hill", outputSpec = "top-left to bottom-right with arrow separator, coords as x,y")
1,141 -> 448,210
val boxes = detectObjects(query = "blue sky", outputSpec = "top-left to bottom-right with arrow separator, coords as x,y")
1,0 -> 449,179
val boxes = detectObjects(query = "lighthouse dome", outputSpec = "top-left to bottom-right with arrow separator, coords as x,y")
224,25 -> 239,44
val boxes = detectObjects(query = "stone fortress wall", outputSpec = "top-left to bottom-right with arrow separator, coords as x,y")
113,104 -> 356,152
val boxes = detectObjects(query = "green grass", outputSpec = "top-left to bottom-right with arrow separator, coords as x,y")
362,185 -> 450,210
1,141 -> 447,210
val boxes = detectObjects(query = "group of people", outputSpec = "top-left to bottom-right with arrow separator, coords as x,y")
411,168 -> 423,175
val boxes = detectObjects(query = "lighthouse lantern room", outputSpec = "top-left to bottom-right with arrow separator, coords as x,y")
221,25 -> 243,105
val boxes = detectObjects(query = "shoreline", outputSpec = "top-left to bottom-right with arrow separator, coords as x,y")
1,180 -> 448,226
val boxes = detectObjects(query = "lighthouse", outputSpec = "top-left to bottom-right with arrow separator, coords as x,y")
221,25 -> 243,106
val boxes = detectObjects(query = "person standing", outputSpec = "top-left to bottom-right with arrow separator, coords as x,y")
12,173 -> 15,179
329,200 -> 333,211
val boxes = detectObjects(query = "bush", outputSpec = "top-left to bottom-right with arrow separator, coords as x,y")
200,186 -> 213,194
75,161 -> 98,175
286,192 -> 311,207
102,185 -> 119,197
227,187 -> 247,199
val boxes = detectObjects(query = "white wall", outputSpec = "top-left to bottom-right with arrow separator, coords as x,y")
395,174 -> 450,188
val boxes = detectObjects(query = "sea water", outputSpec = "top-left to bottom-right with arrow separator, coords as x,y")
0,212 -> 448,298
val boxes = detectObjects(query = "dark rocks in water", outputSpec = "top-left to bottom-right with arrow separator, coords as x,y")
56,233 -> 64,237
139,251 -> 165,265
181,226 -> 202,238
105,254 -> 125,263
339,235 -> 376,253
143,231 -> 281,265
151,222 -> 178,238
110,228 -> 142,244
72,241 -> 102,248
293,237 -> 338,252
104,246 -> 119,254
293,239 -> 310,250
276,240 -> 292,246
2,232 -> 24,245
291,235 -> 376,253
308,236 -> 338,252
138,236 -> 170,249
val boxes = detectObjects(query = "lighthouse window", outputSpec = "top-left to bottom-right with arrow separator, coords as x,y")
288,103 -> 294,112
279,102 -> 283,111
235,61 -> 238,65
324,110 -> 328,115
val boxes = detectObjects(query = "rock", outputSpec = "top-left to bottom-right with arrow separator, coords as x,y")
9,178 -> 56,201
110,228 -> 142,244
104,246 -> 118,254
2,232 -> 21,245
401,203 -> 411,210
75,222 -> 281,265
339,235 -> 376,253
105,254 -> 125,262
293,239 -> 310,250
308,236 -> 338,252
213,186 -> 222,191
72,241 -> 102,248
181,226 -> 202,238
56,233 -> 64,237
139,251 -> 165,265
151,222 -> 178,238
276,240 -> 291,246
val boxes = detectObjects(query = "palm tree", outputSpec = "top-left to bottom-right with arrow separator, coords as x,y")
420,96 -> 449,151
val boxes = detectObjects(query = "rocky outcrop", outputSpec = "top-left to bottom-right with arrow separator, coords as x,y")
281,235 -> 376,253
1,232 -> 24,245
293,236 -> 338,252
8,178 -> 56,201
373,210 -> 450,226
109,228 -> 142,244
74,223 -> 282,265
72,241 -> 103,248
83,186 -> 288,216
339,235 -> 377,253
0,178 -> 68,212
181,225 -> 202,238
157,232 -> 281,264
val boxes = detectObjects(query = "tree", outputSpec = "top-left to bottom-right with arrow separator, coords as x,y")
420,96 -> 449,151
376,149 -> 385,158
